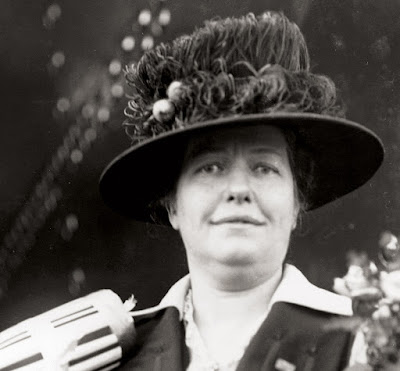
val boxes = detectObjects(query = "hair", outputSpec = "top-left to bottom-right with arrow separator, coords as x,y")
282,128 -> 315,216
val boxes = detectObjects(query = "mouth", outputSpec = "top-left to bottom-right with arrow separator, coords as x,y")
210,216 -> 265,226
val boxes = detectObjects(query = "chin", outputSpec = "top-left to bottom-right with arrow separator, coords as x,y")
212,241 -> 261,266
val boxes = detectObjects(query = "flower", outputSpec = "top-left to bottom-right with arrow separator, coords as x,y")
334,264 -> 378,297
372,304 -> 392,320
351,287 -> 382,317
379,231 -> 400,271
333,236 -> 400,370
381,271 -> 400,301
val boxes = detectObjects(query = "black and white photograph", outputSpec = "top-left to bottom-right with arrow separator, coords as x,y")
1,1 -> 400,370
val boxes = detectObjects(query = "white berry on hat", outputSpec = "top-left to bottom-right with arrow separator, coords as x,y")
167,81 -> 183,101
152,99 -> 175,122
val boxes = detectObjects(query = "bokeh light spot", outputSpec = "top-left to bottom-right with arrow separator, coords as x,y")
51,51 -> 65,68
158,9 -> 171,26
47,3 -> 62,21
121,36 -> 135,51
138,9 -> 152,26
65,214 -> 79,232
151,22 -> 163,37
141,35 -> 154,50
70,149 -> 83,164
111,83 -> 124,98
81,103 -> 95,119
97,107 -> 110,122
57,97 -> 70,113
109,59 -> 122,76
84,128 -> 97,142
72,267 -> 85,283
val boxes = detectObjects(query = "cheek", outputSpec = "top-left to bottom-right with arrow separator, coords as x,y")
257,182 -> 298,222
173,181 -> 220,230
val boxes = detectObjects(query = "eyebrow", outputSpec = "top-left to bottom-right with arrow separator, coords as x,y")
247,147 -> 285,155
185,143 -> 225,160
185,144 -> 284,161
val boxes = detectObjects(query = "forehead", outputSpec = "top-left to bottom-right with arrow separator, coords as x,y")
184,125 -> 288,158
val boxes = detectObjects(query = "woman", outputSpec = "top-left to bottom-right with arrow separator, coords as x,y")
99,12 -> 384,370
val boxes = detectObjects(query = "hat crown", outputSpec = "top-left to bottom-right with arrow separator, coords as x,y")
165,12 -> 310,76
124,12 -> 342,143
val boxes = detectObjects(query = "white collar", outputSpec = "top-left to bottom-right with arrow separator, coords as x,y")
131,264 -> 352,319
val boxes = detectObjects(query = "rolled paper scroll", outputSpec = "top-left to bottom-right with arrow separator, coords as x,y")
0,290 -> 136,371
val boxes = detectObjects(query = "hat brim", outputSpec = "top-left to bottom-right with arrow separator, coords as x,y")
99,112 -> 384,223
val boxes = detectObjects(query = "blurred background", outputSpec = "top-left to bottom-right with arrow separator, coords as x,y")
0,0 -> 400,330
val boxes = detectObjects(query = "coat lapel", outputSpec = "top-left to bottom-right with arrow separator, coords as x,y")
119,307 -> 185,371
236,302 -> 353,371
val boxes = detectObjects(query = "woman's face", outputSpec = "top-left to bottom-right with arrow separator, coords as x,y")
168,125 -> 299,279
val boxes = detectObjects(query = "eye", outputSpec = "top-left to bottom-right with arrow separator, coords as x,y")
198,163 -> 224,174
253,163 -> 279,175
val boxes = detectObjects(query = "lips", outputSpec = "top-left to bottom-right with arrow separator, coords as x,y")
210,215 -> 265,225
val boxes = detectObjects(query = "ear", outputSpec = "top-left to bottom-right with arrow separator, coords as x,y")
291,217 -> 298,231
167,202 -> 179,231
291,202 -> 300,231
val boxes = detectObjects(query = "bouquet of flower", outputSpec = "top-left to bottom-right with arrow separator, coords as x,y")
334,232 -> 400,371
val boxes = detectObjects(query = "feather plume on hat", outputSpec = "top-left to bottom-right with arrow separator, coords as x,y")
123,11 -> 344,144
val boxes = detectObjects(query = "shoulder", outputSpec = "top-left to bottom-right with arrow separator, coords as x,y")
272,264 -> 353,316
240,302 -> 355,371
120,306 -> 186,370
131,305 -> 182,340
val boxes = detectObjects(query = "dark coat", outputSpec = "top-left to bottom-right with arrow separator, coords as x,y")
119,301 -> 354,371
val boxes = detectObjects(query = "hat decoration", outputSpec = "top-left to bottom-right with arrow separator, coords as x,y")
123,12 -> 344,145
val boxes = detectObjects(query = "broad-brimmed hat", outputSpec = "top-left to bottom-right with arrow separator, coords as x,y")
99,12 -> 384,224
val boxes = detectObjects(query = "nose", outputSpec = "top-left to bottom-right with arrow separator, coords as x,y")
225,165 -> 252,204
